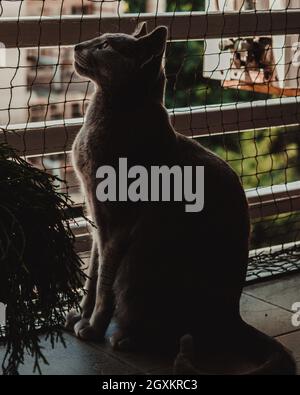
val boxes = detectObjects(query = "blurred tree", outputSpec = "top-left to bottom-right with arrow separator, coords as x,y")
126,0 -> 146,12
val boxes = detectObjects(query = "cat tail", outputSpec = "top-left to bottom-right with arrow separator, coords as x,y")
173,334 -> 201,375
235,322 -> 296,375
173,323 -> 296,375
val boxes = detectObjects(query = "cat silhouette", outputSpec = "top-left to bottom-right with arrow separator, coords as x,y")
66,22 -> 295,375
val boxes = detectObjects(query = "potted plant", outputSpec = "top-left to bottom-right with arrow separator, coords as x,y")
0,143 -> 86,375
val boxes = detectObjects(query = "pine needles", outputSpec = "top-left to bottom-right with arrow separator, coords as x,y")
0,143 -> 86,375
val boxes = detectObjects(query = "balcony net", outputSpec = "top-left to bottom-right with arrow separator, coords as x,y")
0,0 -> 300,285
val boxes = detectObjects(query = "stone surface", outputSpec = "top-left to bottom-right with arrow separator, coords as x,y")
276,330 -> 300,374
240,293 -> 295,337
1,275 -> 300,375
94,340 -> 174,374
244,273 -> 300,312
0,333 -> 141,375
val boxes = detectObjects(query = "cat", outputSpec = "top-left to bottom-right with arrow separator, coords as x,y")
65,22 -> 296,375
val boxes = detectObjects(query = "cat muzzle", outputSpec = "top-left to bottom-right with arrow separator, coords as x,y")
74,53 -> 88,70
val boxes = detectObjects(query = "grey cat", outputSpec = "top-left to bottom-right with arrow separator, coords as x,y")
66,23 -> 295,374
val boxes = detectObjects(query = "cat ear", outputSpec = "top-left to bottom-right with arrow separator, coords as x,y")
138,26 -> 168,67
133,22 -> 148,38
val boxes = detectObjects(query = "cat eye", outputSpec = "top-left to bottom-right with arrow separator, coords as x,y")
97,42 -> 109,50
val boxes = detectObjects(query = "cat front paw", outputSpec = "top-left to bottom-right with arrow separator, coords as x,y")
110,330 -> 136,352
73,310 -> 112,341
74,319 -> 100,341
65,310 -> 82,332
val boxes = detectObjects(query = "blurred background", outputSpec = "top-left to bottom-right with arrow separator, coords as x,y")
0,0 -> 300,255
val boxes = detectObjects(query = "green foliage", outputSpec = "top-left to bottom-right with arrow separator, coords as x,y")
126,0 -> 205,13
201,128 -> 300,190
126,0 -> 146,12
0,144 -> 86,375
166,0 -> 205,12
201,127 -> 300,248
251,212 -> 300,249
164,41 -> 268,109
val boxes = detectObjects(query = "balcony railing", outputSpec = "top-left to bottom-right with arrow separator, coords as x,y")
1,10 -> 300,281
1,10 -> 300,47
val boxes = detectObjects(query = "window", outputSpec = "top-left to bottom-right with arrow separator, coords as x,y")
50,104 -> 61,120
71,5 -> 89,15
71,103 -> 82,118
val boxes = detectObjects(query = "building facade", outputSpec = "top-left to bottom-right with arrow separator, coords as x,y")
0,0 -> 125,125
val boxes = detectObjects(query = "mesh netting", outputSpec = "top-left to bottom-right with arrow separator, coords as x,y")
0,0 -> 300,285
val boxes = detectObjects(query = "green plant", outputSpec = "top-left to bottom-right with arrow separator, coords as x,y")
0,143 -> 86,375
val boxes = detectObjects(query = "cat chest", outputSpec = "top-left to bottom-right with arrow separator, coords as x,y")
72,129 -> 92,174
72,126 -> 106,175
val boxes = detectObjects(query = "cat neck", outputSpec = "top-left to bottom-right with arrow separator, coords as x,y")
90,67 -> 166,114
84,85 -> 176,153
86,84 -> 167,123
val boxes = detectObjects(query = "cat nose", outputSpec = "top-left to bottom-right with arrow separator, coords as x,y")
74,43 -> 84,52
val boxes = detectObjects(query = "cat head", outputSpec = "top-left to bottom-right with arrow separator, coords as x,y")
74,23 -> 168,101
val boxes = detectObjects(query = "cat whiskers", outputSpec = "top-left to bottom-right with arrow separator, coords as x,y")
74,53 -> 89,70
